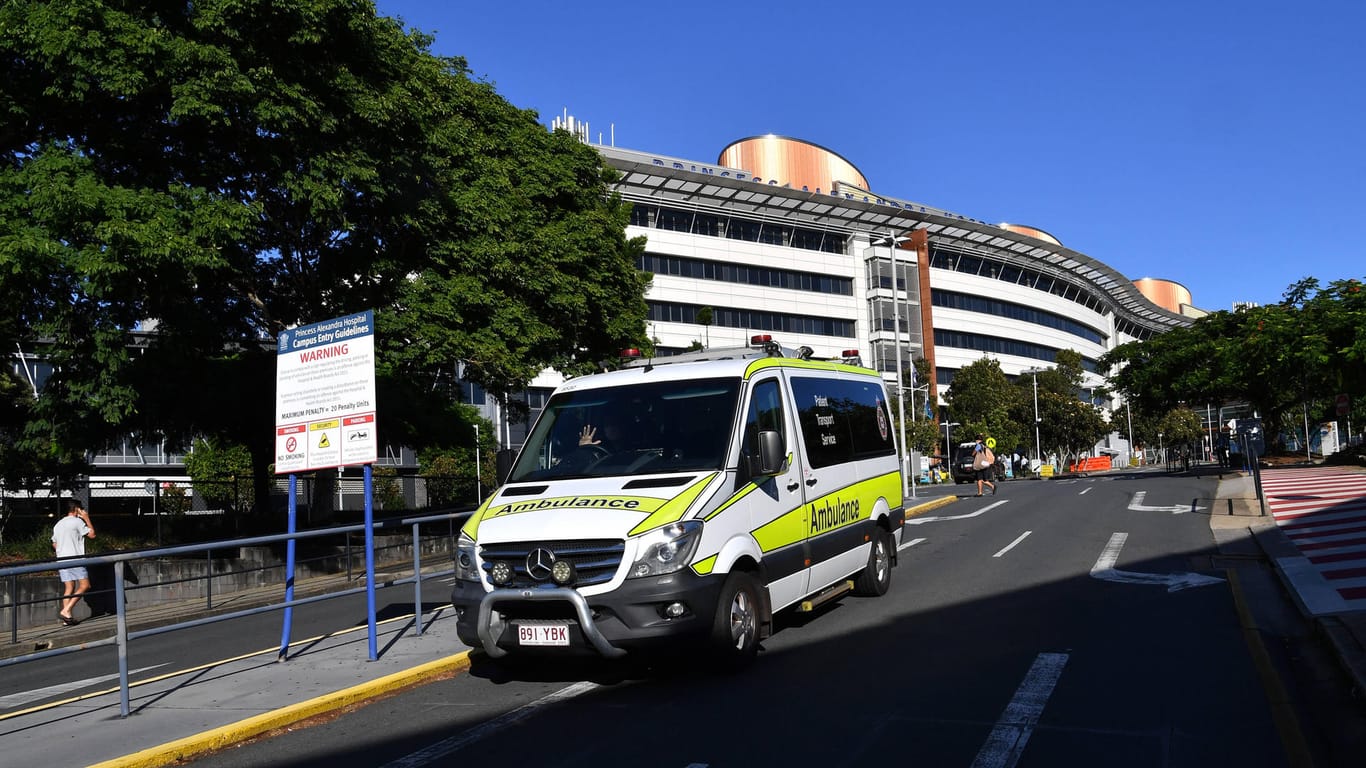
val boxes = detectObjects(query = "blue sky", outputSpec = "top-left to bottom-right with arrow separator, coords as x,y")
375,0 -> 1363,313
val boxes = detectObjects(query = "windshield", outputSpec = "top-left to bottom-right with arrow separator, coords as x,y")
507,377 -> 742,482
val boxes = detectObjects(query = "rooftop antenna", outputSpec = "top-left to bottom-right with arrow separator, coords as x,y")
551,110 -> 612,146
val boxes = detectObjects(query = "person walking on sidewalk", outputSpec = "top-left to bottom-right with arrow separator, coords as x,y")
52,499 -> 95,626
972,434 -> 997,497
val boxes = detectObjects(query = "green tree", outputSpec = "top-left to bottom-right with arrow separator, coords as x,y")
183,438 -> 254,515
0,0 -> 651,508
159,482 -> 191,516
1103,277 -> 1365,450
884,360 -> 941,459
695,306 -> 714,349
1004,351 -> 1110,466
1158,408 -> 1205,455
372,465 -> 405,511
422,454 -> 462,508
945,357 -> 1024,457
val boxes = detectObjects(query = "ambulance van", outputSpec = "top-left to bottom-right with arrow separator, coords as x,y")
450,336 -> 905,664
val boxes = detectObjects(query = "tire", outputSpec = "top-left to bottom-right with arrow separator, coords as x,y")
710,571 -> 762,666
853,529 -> 894,596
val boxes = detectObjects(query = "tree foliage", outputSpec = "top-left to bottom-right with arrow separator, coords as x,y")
183,438 -> 254,514
0,1 -> 651,497
945,356 -> 1025,456
1103,277 -> 1365,446
887,358 -> 940,456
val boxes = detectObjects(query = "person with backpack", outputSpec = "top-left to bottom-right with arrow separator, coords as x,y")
971,434 -> 998,497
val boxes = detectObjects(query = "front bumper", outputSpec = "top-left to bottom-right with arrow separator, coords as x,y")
450,569 -> 725,658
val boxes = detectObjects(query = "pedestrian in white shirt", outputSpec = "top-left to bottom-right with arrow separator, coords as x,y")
52,499 -> 95,626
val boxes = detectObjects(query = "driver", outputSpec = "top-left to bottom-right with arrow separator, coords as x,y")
578,414 -> 628,450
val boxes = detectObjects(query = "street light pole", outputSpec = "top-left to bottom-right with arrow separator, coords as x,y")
942,421 -> 960,465
1126,399 -> 1134,467
876,231 -> 911,501
1024,368 -> 1042,465
890,231 -> 908,499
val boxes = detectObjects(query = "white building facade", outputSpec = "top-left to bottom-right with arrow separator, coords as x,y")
568,140 -> 1189,438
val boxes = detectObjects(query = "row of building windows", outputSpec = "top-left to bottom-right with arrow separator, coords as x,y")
629,204 -> 1159,346
935,363 -> 1102,390
933,329 -> 1100,373
649,301 -> 855,339
638,253 -> 853,296
630,203 -> 849,254
930,246 -> 1109,316
932,290 -> 1106,345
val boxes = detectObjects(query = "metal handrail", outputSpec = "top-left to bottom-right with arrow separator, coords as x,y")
0,509 -> 470,717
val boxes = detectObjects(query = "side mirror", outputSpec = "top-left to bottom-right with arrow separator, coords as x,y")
495,448 -> 516,485
747,429 -> 786,477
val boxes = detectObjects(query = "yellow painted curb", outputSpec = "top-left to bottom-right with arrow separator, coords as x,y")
1226,570 -> 1314,768
906,495 -> 958,518
89,651 -> 473,768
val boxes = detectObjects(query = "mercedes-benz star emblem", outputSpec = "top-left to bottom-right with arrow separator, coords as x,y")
526,548 -> 557,581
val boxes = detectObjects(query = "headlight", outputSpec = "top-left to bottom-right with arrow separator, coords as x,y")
455,534 -> 482,583
628,521 -> 703,579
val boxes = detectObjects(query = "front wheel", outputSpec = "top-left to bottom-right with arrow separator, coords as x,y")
710,571 -> 762,667
853,529 -> 894,596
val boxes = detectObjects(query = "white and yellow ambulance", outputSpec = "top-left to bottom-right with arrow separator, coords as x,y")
450,336 -> 905,664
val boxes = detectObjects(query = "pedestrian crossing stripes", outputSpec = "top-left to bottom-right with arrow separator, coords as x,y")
1261,468 -> 1366,607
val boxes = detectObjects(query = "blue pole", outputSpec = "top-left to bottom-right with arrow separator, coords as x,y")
278,473 -> 297,661
364,464 -> 377,660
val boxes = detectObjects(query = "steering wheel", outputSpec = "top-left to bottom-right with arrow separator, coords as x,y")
581,444 -> 611,462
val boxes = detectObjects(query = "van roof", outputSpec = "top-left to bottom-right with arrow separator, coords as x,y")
619,336 -> 846,369
556,342 -> 881,393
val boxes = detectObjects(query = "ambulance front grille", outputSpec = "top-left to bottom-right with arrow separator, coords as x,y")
479,539 -> 625,589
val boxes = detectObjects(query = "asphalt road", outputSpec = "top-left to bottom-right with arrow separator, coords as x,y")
178,470 -> 1333,768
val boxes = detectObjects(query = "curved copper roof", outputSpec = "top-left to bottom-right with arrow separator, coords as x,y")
717,135 -> 869,194
999,223 -> 1061,247
1132,278 -> 1193,314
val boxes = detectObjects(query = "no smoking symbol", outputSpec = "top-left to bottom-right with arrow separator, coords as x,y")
286,436 -> 297,452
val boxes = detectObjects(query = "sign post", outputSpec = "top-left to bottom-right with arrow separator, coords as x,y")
274,310 -> 378,660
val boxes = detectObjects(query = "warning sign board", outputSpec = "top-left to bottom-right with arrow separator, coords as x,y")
274,310 -> 377,473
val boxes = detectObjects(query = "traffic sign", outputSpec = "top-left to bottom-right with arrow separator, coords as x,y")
1337,393 -> 1351,416
274,310 -> 377,473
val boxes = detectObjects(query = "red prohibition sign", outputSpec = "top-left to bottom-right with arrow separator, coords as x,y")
286,436 -> 298,452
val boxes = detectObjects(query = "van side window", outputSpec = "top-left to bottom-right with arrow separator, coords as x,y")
743,379 -> 785,461
791,377 -> 896,469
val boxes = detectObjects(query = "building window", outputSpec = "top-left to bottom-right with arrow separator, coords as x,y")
648,301 -> 855,339
638,253 -> 852,296
931,290 -> 1106,344
933,329 -> 1099,372
628,203 -> 846,255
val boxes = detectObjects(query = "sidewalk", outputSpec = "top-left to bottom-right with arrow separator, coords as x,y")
1210,470 -> 1366,699
1,597 -> 472,768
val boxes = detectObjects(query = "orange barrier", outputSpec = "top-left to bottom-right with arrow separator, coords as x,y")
1068,456 -> 1113,473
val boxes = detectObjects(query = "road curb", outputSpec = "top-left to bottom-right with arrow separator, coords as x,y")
1226,569 -> 1316,767
88,651 -> 473,768
906,495 -> 957,517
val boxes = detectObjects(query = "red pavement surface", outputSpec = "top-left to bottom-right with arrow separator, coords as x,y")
1263,468 -> 1366,604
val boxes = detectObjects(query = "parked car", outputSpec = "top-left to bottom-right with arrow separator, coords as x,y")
951,441 -> 1006,484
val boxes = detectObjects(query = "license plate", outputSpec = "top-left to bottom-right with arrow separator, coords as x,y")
517,623 -> 570,646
